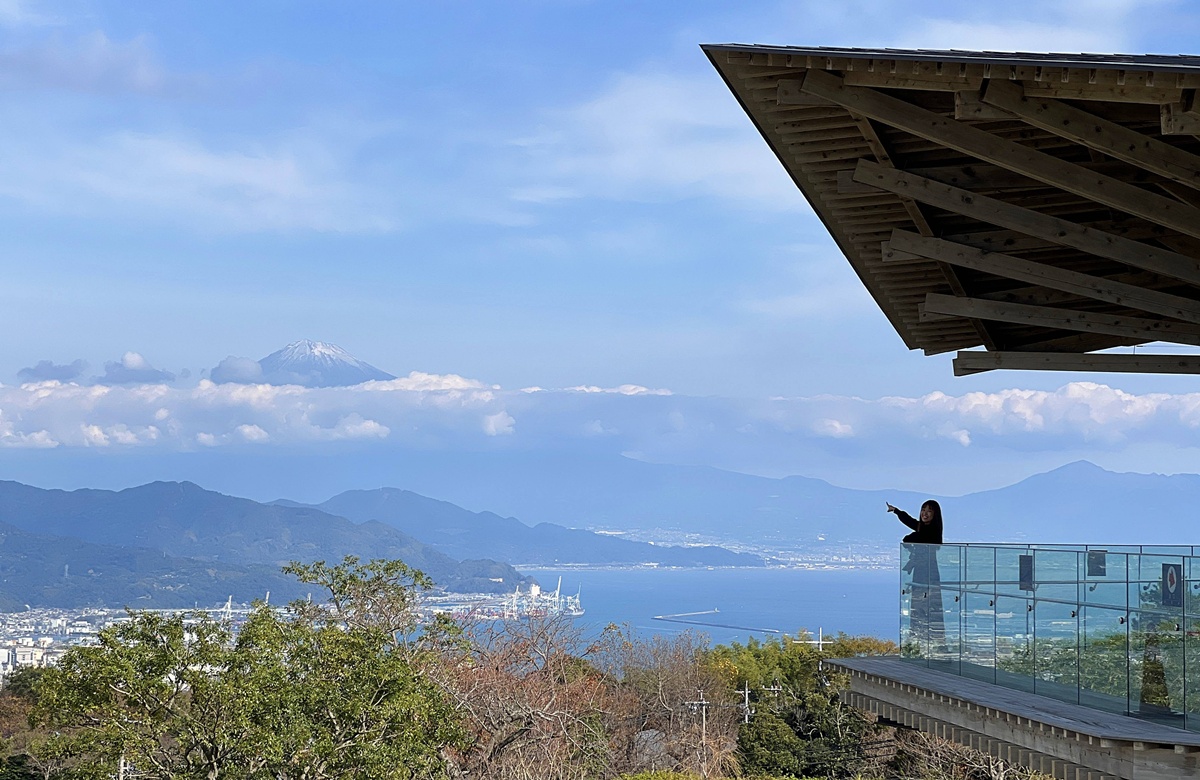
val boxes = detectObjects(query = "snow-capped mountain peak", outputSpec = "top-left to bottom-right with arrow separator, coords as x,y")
256,340 -> 396,387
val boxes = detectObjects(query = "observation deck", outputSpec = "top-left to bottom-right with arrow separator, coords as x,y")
829,544 -> 1200,780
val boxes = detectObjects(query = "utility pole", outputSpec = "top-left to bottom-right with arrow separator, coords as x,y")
740,680 -> 752,723
684,688 -> 710,778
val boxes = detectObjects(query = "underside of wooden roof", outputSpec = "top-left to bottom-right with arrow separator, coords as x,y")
703,44 -> 1200,375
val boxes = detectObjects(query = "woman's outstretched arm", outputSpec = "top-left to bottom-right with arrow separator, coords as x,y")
887,502 -> 919,531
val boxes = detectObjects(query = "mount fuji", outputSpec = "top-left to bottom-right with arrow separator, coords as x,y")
257,340 -> 395,387
209,340 -> 396,387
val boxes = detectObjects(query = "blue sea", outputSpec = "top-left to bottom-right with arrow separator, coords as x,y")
518,567 -> 898,647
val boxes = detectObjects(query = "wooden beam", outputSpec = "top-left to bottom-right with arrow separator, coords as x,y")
922,293 -> 1200,346
942,221 -> 1180,255
851,160 -> 1200,287
976,269 -> 1172,307
909,159 -> 1171,192
795,70 -> 1200,239
980,79 -> 1200,192
845,112 -> 997,349
886,229 -> 1200,324
1015,331 -> 1144,355
1161,90 -> 1200,135
839,160 -> 1167,196
953,351 -> 1200,376
954,91 -> 1012,121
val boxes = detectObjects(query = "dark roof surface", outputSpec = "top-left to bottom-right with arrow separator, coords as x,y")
702,44 -> 1200,72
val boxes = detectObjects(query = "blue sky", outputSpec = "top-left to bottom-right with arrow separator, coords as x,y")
5,0 -> 1200,497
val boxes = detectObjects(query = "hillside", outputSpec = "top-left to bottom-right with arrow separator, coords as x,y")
0,481 -> 532,594
0,521 -> 309,610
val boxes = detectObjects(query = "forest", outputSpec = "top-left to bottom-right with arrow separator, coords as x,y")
0,558 -> 1047,780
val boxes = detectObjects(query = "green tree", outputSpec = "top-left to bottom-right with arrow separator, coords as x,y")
709,631 -> 891,779
28,556 -> 464,779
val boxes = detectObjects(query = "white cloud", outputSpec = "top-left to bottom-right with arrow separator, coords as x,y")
483,411 -> 515,436
0,373 -> 508,450
210,357 -> 263,385
236,424 -> 269,443
584,419 -> 618,436
363,372 -> 489,392
566,384 -> 672,396
945,429 -> 971,447
80,424 -> 108,447
330,414 -> 389,440
0,119 -> 397,233
814,418 -> 853,438
513,71 -> 802,210
0,407 -> 57,448
6,377 -> 1200,495
94,352 -> 175,385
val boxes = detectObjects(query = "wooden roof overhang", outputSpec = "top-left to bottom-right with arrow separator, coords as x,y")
703,44 -> 1200,375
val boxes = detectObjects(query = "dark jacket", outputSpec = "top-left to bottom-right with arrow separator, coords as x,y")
896,509 -> 942,544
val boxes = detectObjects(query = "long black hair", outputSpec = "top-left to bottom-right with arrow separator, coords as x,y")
920,499 -> 944,543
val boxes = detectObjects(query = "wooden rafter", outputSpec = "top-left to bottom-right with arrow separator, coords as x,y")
886,230 -> 1200,324
922,293 -> 1200,346
979,79 -> 1200,192
953,351 -> 1200,376
850,160 -> 1200,287
845,112 -> 997,349
791,69 -> 1200,239
839,161 -> 1175,197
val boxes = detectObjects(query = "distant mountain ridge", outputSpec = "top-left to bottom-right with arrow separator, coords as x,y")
298,488 -> 764,567
0,480 -> 531,604
278,456 -> 1200,549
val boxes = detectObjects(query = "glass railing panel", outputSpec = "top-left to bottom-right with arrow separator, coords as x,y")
1148,546 -> 1194,557
900,551 -> 919,662
1033,598 -> 1079,704
896,544 -> 1200,723
1129,610 -> 1186,728
1189,563 -> 1200,732
995,547 -> 1035,599
1083,580 -> 1128,611
1079,605 -> 1130,715
1185,615 -> 1200,732
933,586 -> 962,674
1032,549 -> 1080,604
961,591 -> 996,683
939,544 -> 963,584
901,543 -> 945,663
964,545 -> 995,593
995,595 -> 1035,693
1133,555 -> 1187,613
1188,557 -> 1200,607
1082,550 -> 1128,610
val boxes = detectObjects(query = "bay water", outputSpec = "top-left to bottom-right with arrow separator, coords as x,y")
519,566 -> 898,647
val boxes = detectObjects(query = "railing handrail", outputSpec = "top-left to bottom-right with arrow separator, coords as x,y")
906,542 -> 1200,554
